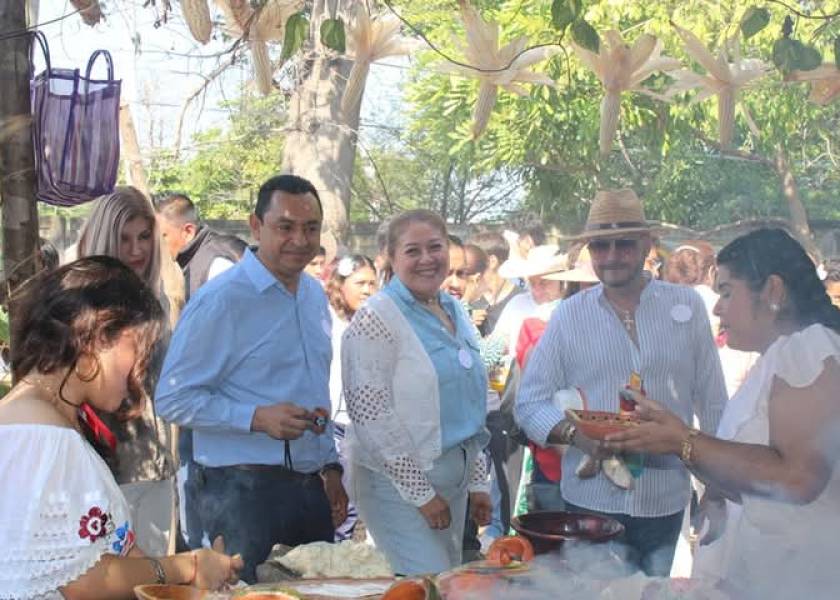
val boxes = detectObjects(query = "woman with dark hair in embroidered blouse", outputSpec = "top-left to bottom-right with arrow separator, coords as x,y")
0,257 -> 241,599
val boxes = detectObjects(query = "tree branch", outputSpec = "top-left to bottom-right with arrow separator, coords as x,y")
174,52 -> 239,157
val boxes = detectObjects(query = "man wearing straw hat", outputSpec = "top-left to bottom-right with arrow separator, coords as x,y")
515,189 -> 726,576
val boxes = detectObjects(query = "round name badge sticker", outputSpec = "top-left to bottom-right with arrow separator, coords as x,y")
671,304 -> 692,323
458,348 -> 473,369
322,318 -> 332,337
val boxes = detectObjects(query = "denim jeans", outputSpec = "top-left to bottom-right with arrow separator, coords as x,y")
564,501 -> 684,577
185,463 -> 334,583
352,443 -> 476,575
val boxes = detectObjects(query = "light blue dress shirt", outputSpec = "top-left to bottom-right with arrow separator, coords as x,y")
384,277 -> 487,451
155,249 -> 338,472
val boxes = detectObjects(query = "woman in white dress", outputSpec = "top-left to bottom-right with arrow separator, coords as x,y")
0,257 -> 240,599
605,228 -> 840,599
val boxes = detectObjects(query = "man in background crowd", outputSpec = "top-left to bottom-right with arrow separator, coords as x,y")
155,193 -> 247,302
305,245 -> 327,282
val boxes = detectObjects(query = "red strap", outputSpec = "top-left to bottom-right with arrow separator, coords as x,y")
78,403 -> 117,454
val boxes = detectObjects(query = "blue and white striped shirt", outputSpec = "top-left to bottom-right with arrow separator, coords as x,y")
515,279 -> 726,517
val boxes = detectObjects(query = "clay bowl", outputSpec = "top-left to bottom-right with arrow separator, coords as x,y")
510,511 -> 624,555
134,585 -> 206,600
565,409 -> 641,441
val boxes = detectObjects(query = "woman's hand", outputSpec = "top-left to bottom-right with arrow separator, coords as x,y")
192,536 -> 243,590
692,491 -> 728,546
469,491 -> 492,526
603,390 -> 689,455
419,494 -> 451,530
322,470 -> 349,527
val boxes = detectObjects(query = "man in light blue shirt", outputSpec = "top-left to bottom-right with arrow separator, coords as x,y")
156,175 -> 348,582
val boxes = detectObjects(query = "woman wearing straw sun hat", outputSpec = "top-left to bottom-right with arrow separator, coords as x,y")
494,245 -> 568,357
515,188 -> 726,576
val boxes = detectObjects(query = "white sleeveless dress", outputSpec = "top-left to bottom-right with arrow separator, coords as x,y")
694,324 -> 840,599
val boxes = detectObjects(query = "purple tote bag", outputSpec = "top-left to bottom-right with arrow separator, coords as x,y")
30,31 -> 121,206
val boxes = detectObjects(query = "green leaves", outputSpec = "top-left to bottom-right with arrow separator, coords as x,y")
571,18 -> 599,53
551,0 -> 582,32
282,12 -> 309,60
320,17 -> 346,53
772,38 -> 822,73
740,7 -> 770,40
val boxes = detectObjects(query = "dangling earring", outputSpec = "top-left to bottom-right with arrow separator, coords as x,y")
74,355 -> 101,382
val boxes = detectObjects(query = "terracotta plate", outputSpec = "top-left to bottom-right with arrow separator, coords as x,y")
134,585 -> 206,600
565,409 -> 641,441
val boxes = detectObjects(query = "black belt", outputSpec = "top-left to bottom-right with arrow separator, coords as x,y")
205,463 -> 321,482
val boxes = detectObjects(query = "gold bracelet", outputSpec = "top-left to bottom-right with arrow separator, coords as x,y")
680,428 -> 701,466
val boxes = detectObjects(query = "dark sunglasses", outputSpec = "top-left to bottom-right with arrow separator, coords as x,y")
588,238 -> 640,254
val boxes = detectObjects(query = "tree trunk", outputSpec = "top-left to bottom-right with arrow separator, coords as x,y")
281,0 -> 362,245
774,145 -> 817,256
119,102 -> 150,195
0,2 -> 40,363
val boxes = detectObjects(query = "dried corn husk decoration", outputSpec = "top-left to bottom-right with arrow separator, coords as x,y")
442,0 -> 558,139
343,4 -> 414,116
215,0 -> 253,36
785,64 -> 840,105
666,23 -> 771,148
215,0 -> 302,95
574,455 -> 633,489
572,30 -> 680,156
181,0 -> 212,45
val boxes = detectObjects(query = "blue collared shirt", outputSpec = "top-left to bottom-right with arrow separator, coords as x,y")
384,277 -> 487,451
155,249 -> 338,471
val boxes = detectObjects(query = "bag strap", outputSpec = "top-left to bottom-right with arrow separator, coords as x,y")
85,49 -> 114,81
30,30 -> 52,77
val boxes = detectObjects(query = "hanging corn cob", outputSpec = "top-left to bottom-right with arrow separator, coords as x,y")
571,30 -> 679,156
181,0 -> 212,45
215,0 -> 253,36
666,23 -> 771,148
215,0 -> 303,95
442,0 -> 558,139
342,4 -> 414,116
785,64 -> 840,105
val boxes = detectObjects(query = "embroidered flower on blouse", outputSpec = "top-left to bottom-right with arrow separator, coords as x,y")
78,506 -> 112,543
111,522 -> 135,556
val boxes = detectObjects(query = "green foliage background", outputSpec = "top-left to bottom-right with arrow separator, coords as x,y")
148,0 -> 840,231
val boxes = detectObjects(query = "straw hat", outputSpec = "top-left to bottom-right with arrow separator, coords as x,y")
569,188 -> 653,241
543,246 -> 599,283
498,244 -> 568,279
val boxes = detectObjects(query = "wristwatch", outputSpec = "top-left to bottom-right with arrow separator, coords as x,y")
320,462 -> 344,477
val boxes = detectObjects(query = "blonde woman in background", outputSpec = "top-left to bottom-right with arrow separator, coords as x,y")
76,186 -> 180,556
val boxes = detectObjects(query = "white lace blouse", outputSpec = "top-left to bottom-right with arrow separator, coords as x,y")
341,294 -> 489,507
0,424 -> 135,599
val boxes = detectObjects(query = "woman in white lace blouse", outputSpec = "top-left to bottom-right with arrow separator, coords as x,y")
341,210 -> 491,575
606,229 -> 840,599
0,257 -> 240,599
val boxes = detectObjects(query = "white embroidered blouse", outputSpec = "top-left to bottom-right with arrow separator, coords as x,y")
341,294 -> 489,507
0,424 -> 135,599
